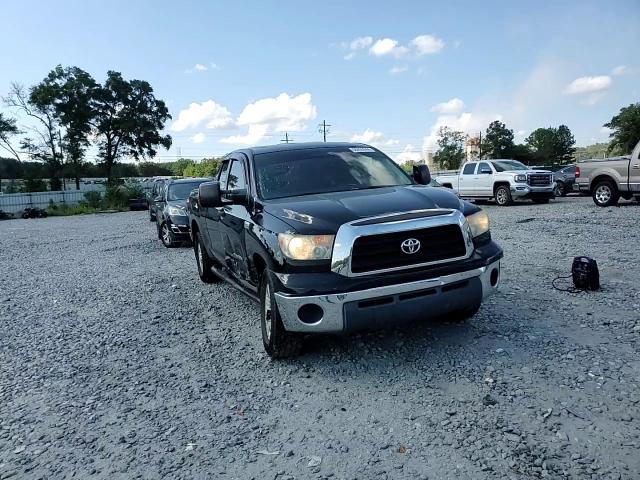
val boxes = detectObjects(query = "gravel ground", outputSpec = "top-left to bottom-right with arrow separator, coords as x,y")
1,195 -> 639,480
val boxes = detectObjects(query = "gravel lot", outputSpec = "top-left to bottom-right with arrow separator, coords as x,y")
1,196 -> 639,480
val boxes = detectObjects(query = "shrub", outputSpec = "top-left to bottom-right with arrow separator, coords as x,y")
84,191 -> 103,209
104,186 -> 129,209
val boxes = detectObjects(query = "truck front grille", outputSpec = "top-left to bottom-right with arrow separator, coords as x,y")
350,224 -> 467,274
527,174 -> 552,186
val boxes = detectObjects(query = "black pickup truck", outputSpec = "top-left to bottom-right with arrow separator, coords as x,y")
188,143 -> 503,358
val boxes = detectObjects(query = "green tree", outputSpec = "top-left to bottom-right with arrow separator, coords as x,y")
433,127 -> 465,170
399,159 -> 421,174
604,102 -> 640,154
92,71 -> 172,184
4,83 -> 64,190
183,157 -> 220,177
138,161 -> 173,177
481,120 -> 515,159
171,158 -> 195,176
525,125 -> 575,165
0,113 -> 22,161
573,142 -> 613,160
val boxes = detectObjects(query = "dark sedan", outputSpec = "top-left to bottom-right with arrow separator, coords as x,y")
155,178 -> 211,247
553,165 -> 577,197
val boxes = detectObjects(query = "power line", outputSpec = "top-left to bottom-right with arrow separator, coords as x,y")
318,120 -> 331,142
280,132 -> 292,143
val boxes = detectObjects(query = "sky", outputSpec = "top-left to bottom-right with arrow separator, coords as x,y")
2,0 -> 639,163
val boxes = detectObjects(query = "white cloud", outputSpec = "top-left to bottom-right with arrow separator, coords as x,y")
350,129 -> 398,148
611,65 -> 628,76
170,100 -> 235,132
389,65 -> 409,75
220,124 -> 269,145
396,144 -> 422,163
189,132 -> 206,144
411,34 -> 445,55
563,75 -> 612,95
422,111 -> 502,153
344,52 -> 356,61
350,36 -> 373,50
194,63 -> 207,71
369,38 -> 407,57
430,98 -> 465,114
221,93 -> 317,145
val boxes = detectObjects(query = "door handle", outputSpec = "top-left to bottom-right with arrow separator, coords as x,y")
632,164 -> 640,169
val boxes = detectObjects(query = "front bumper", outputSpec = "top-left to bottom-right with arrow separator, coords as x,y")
274,258 -> 501,333
510,184 -> 555,199
168,215 -> 190,237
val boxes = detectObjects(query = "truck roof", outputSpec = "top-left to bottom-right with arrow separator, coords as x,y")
234,142 -> 372,156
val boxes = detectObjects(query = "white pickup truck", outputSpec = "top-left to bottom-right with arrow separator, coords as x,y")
434,159 -> 555,206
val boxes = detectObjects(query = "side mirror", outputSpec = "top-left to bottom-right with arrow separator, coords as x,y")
199,181 -> 222,208
413,164 -> 431,185
225,189 -> 248,205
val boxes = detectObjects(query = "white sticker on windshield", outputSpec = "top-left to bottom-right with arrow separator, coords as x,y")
349,147 -> 375,153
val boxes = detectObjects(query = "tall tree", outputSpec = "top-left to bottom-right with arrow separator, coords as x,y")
40,66 -> 98,189
481,120 -> 515,159
604,102 -> 640,154
525,125 -> 575,165
433,127 -> 466,170
0,113 -> 22,161
4,83 -> 64,190
92,71 -> 172,184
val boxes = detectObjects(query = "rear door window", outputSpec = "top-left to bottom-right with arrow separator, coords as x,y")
462,163 -> 477,175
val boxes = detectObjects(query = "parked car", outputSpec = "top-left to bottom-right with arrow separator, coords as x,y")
553,165 -> 577,197
148,179 -> 166,222
574,140 -> 640,207
434,160 -> 555,206
189,142 -> 503,358
156,178 -> 211,247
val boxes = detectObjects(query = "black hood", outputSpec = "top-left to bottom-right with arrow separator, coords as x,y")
167,199 -> 188,210
263,185 -> 469,233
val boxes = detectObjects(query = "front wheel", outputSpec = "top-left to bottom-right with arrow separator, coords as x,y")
259,273 -> 303,359
592,180 -> 619,207
494,185 -> 513,206
194,232 -> 218,283
160,222 -> 177,248
553,181 -> 566,197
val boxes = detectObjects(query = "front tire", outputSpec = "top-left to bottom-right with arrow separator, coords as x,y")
553,181 -> 566,197
194,232 -> 217,283
592,180 -> 619,207
160,222 -> 177,248
494,185 -> 513,206
259,273 -> 303,359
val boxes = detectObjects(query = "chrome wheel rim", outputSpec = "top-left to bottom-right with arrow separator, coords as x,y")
263,284 -> 272,341
595,185 -> 611,204
554,184 -> 563,196
496,189 -> 507,205
162,224 -> 171,245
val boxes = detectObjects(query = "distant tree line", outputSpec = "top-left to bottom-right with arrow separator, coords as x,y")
430,102 -> 640,170
0,156 -> 220,193
0,65 -> 172,191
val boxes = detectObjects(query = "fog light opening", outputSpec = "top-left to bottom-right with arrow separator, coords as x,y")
490,267 -> 500,287
297,303 -> 324,324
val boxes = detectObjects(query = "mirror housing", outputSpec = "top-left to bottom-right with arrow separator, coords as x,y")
199,181 -> 222,208
225,189 -> 248,205
413,164 -> 431,185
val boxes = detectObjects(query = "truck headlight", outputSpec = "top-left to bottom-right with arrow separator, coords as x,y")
278,234 -> 335,260
168,206 -> 187,216
515,174 -> 527,182
466,211 -> 490,238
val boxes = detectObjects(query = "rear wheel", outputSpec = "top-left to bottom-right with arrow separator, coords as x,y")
194,232 -> 217,283
494,185 -> 512,206
259,273 -> 303,359
592,180 -> 619,207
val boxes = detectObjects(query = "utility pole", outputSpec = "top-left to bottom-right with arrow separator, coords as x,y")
281,132 -> 292,143
318,120 -> 331,142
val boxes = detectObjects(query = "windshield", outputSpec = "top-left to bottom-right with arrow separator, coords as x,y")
167,181 -> 206,201
254,147 -> 412,200
491,160 -> 528,172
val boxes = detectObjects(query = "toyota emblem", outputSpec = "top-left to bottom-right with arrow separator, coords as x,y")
400,238 -> 421,254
